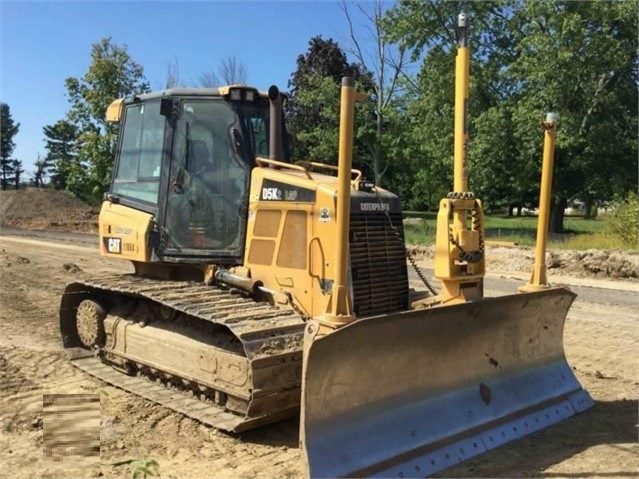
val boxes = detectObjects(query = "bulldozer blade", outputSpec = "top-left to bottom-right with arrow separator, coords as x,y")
301,287 -> 593,478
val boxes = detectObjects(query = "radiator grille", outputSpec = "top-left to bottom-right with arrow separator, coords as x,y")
349,213 -> 409,317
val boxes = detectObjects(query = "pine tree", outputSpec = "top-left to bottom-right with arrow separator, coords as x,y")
0,103 -> 20,190
43,120 -> 79,190
11,159 -> 24,189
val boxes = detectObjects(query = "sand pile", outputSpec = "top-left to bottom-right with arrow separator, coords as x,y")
0,188 -> 98,233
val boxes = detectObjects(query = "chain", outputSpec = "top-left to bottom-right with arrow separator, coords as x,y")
406,248 -> 438,296
448,199 -> 485,264
449,234 -> 484,263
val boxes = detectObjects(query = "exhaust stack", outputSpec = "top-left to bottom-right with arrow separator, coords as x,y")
268,85 -> 282,161
318,77 -> 366,330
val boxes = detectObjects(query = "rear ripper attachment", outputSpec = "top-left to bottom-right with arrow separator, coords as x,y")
60,274 -> 305,432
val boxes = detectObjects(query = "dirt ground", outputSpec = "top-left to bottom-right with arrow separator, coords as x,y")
0,189 -> 637,478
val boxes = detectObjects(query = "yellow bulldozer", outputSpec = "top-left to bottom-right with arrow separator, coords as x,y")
60,14 -> 592,477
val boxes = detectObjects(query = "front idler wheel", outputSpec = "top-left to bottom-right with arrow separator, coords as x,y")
76,299 -> 106,348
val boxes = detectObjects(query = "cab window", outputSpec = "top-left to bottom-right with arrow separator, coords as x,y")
112,100 -> 165,204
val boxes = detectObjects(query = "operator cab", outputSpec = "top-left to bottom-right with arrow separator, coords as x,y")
106,86 -> 290,263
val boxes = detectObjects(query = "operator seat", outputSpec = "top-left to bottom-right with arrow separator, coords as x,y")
185,139 -> 235,248
189,140 -> 212,176
189,139 -> 224,192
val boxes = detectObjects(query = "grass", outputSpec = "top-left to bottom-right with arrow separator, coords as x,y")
110,458 -> 160,479
402,211 -> 636,251
557,232 -> 631,250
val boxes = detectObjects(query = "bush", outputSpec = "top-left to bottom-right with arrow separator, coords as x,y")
604,192 -> 639,248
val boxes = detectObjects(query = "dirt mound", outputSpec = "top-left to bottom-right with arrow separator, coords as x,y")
548,249 -> 639,279
407,243 -> 639,280
488,246 -> 639,280
0,188 -> 98,234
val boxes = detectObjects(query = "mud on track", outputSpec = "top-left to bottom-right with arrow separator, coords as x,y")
0,234 -> 637,478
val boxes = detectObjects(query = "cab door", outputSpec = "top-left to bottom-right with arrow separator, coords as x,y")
159,98 -> 250,263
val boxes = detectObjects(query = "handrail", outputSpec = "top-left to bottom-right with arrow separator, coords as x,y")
255,157 -> 313,179
295,161 -> 362,182
256,157 -> 363,183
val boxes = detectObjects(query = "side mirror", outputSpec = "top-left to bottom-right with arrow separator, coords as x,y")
160,98 -> 179,118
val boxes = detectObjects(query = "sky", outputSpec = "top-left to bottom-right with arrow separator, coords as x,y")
1,0 -> 394,176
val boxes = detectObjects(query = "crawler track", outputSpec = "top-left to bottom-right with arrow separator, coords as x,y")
60,274 -> 306,432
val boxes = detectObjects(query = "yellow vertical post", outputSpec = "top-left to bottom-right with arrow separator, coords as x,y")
320,77 -> 366,328
453,12 -> 470,232
430,12 -> 485,306
520,113 -> 558,292
454,13 -> 470,195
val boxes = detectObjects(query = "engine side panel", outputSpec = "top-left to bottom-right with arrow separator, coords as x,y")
99,202 -> 154,262
245,166 -> 409,319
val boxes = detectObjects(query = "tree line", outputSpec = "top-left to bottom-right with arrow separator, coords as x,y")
2,0 -> 637,233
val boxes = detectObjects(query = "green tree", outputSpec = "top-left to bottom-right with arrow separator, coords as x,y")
287,36 -> 376,168
383,0 -> 638,230
507,0 -> 638,231
0,103 -> 20,190
43,120 -> 79,191
341,0 -> 412,186
65,37 -> 149,204
382,1 -> 517,210
605,192 -> 639,248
